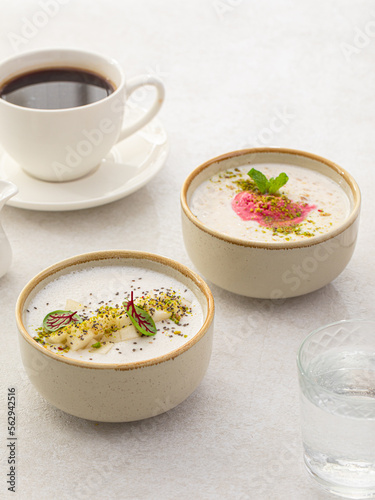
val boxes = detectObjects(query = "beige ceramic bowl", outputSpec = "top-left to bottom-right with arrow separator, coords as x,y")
15,250 -> 214,422
181,148 -> 361,299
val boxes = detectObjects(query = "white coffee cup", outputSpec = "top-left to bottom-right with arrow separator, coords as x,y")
0,48 -> 165,182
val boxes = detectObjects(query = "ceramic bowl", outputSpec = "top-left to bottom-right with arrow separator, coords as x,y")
15,250 -> 214,422
181,148 -> 361,299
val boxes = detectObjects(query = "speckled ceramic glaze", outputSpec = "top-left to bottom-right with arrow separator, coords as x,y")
15,251 -> 214,422
181,148 -> 361,299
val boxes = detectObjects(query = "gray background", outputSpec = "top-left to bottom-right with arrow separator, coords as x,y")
1,1 -> 374,498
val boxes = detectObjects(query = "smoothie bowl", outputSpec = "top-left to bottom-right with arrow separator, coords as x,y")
15,250 -> 214,422
181,148 -> 361,299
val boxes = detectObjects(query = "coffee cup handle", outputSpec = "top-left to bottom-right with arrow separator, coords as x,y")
116,76 -> 165,143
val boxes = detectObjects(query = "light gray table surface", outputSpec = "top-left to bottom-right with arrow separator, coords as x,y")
1,1 -> 374,499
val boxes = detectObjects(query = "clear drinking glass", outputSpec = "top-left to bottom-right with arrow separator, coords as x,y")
297,319 -> 375,499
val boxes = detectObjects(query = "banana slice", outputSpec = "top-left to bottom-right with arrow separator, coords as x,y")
65,299 -> 83,311
151,309 -> 171,322
66,325 -> 96,351
114,314 -> 132,329
106,324 -> 140,343
45,329 -> 68,344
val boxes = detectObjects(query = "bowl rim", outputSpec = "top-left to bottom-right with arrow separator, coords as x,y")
180,147 -> 361,249
15,250 -> 215,371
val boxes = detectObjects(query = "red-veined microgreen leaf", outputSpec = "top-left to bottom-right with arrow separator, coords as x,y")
43,310 -> 83,333
124,292 -> 157,337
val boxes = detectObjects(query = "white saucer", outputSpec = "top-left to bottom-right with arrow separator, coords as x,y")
0,109 -> 169,211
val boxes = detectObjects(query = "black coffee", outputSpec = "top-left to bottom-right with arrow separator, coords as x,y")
0,67 -> 115,109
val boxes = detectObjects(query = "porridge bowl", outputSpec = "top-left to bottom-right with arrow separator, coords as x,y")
15,250 -> 214,422
181,148 -> 360,299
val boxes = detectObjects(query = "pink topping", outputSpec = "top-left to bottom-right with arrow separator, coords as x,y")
232,191 -> 316,227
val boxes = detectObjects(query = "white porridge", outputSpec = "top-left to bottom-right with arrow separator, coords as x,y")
25,265 -> 204,363
190,163 -> 351,242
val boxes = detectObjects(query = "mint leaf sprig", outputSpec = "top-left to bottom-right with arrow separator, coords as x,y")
248,168 -> 288,195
